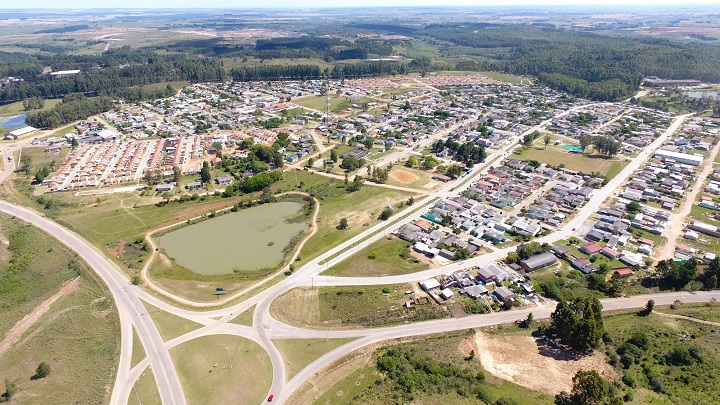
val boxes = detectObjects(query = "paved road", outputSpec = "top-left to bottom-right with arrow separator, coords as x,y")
0,106 -> 703,405
0,201 -> 187,405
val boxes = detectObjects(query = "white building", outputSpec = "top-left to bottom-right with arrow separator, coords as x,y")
654,149 -> 704,166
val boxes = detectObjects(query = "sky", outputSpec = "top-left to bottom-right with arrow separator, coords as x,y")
2,0 -> 719,9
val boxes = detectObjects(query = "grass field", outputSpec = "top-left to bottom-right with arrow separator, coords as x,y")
0,215 -> 119,404
128,367 -> 161,405
0,98 -> 61,117
386,165 -> 440,190
142,301 -> 203,342
324,236 -> 429,277
661,302 -> 720,323
131,327 -> 147,367
273,338 -> 356,380
515,146 -> 628,178
295,95 -> 377,114
229,304 -> 256,326
171,335 -> 271,405
270,285 -> 448,329
434,70 -> 528,85
604,308 -> 720,404
313,332 -> 553,405
298,177 -> 415,265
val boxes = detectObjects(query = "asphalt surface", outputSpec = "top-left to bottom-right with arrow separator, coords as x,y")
3,108 -> 716,405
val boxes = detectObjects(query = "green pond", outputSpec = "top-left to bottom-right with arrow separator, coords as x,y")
159,201 -> 306,275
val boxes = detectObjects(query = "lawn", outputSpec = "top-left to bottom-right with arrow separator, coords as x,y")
0,229 -> 119,405
514,146 -> 628,178
0,98 -> 61,117
270,285 -> 448,329
142,300 -> 203,342
229,304 -> 256,326
171,335 -> 271,405
295,95 -> 377,114
435,70 -> 528,85
131,327 -> 147,368
311,364 -> 379,405
297,177 -> 416,265
324,236 -> 429,277
386,165 -> 441,191
273,338 -> 356,380
128,366 -> 161,405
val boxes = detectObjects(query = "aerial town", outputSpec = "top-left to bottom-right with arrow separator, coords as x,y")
1,5 -> 720,405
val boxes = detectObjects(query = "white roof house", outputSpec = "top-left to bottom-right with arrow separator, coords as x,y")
420,278 -> 441,291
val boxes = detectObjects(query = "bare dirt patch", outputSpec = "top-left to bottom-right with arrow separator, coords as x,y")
462,332 -> 615,395
389,169 -> 419,184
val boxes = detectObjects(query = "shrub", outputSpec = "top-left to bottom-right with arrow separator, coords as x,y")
34,362 -> 51,379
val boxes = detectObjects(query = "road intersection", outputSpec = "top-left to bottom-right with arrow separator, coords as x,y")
2,107 -> 717,405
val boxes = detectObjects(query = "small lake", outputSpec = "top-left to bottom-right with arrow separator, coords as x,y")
159,201 -> 306,275
0,114 -> 27,129
684,91 -> 720,100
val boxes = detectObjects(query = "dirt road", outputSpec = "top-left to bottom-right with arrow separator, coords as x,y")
0,277 -> 80,358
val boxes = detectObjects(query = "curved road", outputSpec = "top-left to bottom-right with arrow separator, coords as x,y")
1,106 -> 709,405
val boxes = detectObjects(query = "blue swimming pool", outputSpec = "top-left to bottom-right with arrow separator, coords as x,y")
562,145 -> 584,153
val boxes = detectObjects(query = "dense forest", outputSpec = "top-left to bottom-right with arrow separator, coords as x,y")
419,24 -> 720,101
0,47 -> 226,103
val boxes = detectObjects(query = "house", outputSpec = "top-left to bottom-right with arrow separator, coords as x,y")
600,247 -> 620,260
614,268 -> 634,277
156,183 -> 175,192
493,286 -> 516,303
520,282 -> 535,295
462,285 -> 489,299
580,242 -> 603,255
440,288 -> 454,300
420,278 -> 441,291
432,174 -> 452,182
585,230 -> 605,242
185,181 -> 202,189
438,249 -> 456,260
477,266 -> 498,284
552,245 -> 571,259
519,252 -> 557,272
215,175 -> 233,185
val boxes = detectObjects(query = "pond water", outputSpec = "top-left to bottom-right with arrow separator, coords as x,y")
562,144 -> 584,153
159,201 -> 306,275
0,114 -> 27,129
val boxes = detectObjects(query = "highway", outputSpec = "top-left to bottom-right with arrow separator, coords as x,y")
2,105 -> 716,405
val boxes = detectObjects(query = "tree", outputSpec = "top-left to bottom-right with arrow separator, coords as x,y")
172,165 -> 182,183
19,154 -> 32,174
644,299 -> 655,315
549,296 -> 604,351
522,312 -> 534,328
337,218 -> 348,230
3,379 -> 17,401
34,362 -> 51,379
71,137 -> 79,148
407,196 -> 415,206
626,201 -> 641,214
379,207 -> 393,220
544,134 -> 551,149
556,370 -> 607,405
200,161 -> 211,184
131,275 -> 143,286
330,148 -> 338,163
